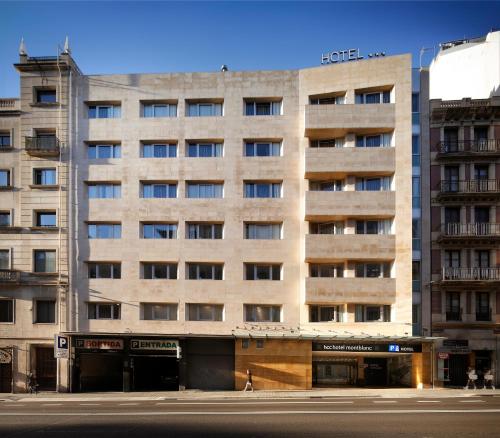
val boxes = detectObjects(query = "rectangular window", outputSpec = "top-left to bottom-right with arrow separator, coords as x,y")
88,223 -> 121,239
355,177 -> 391,191
355,90 -> 391,104
309,222 -> 344,235
356,220 -> 391,235
87,144 -> 121,159
244,305 -> 281,322
142,223 -> 177,239
33,168 -> 56,185
310,138 -> 344,148
36,89 -> 56,104
142,183 -> 177,198
245,100 -> 282,116
35,300 -> 56,323
187,304 -> 223,321
245,264 -> 281,280
356,133 -> 392,148
309,180 -> 342,191
35,211 -> 56,227
186,223 -> 223,239
310,95 -> 345,105
142,103 -> 177,118
309,305 -> 342,322
309,264 -> 344,278
412,93 -> 419,113
355,304 -> 391,322
355,263 -> 391,278
186,263 -> 223,280
444,250 -> 460,268
187,102 -> 223,117
0,299 -> 14,323
187,143 -> 223,157
87,183 -> 121,199
34,250 -> 56,273
142,303 -> 178,320
0,211 -> 11,227
244,223 -> 281,240
0,133 -> 11,148
142,144 -> 177,158
87,303 -> 121,320
0,249 -> 10,269
88,263 -> 121,279
244,141 -> 281,157
244,182 -> 282,198
445,292 -> 461,321
88,104 -> 121,119
142,263 -> 177,279
0,170 -> 11,187
186,182 -> 223,199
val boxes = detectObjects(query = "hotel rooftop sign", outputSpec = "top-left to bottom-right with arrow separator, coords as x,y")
321,49 -> 386,65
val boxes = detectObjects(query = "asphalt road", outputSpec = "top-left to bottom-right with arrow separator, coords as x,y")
1,396 -> 499,437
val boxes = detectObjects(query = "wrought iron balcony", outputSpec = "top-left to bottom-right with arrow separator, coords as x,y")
439,179 -> 500,194
25,136 -> 60,156
443,222 -> 500,236
0,269 -> 21,283
442,267 -> 500,281
438,139 -> 500,154
476,308 -> 492,322
446,309 -> 462,322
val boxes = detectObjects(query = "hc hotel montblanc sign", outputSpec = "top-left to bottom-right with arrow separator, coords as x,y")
321,48 -> 386,65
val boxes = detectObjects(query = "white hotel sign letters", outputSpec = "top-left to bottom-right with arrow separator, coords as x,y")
321,48 -> 386,65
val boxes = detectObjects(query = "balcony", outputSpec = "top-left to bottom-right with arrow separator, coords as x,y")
437,140 -> 500,158
0,269 -> 21,283
304,104 -> 395,137
437,179 -> 500,202
25,136 -> 60,156
442,267 -> 500,282
0,98 -> 20,114
476,308 -> 492,322
305,191 -> 395,220
305,147 -> 395,178
305,277 -> 396,304
305,234 -> 395,261
438,223 -> 500,247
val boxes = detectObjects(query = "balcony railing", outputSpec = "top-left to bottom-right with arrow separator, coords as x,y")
25,136 -> 60,155
446,309 -> 462,321
0,269 -> 21,283
440,179 -> 500,194
476,308 -> 492,322
443,267 -> 500,281
439,139 -> 500,154
443,222 -> 500,236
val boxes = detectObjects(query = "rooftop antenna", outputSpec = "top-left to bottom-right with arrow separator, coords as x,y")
220,64 -> 228,72
19,37 -> 27,56
62,36 -> 71,55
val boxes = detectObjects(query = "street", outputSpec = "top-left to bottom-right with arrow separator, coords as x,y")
0,396 -> 499,437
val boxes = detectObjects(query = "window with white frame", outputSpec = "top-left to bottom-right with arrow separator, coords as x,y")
142,102 -> 177,118
33,168 -> 56,185
34,250 -> 56,273
87,183 -> 121,199
309,222 -> 344,235
186,223 -> 223,239
0,249 -> 10,269
186,182 -> 223,199
355,220 -> 392,235
244,182 -> 282,198
355,304 -> 391,322
187,101 -> 223,117
355,263 -> 391,278
244,141 -> 281,157
88,262 -> 121,279
355,177 -> 391,191
309,305 -> 343,322
142,223 -> 177,239
142,263 -> 177,279
245,263 -> 281,280
88,223 -> 122,239
87,302 -> 121,320
355,90 -> 391,104
309,180 -> 343,192
187,142 -> 223,157
35,211 -> 56,227
142,183 -> 177,199
0,170 -> 12,187
244,223 -> 282,240
186,263 -> 223,280
356,133 -> 392,148
244,305 -> 281,322
310,138 -> 344,148
34,300 -> 56,323
0,211 -> 11,227
88,144 -> 121,159
309,264 -> 344,278
187,304 -> 223,321
88,104 -> 121,119
142,303 -> 178,320
245,100 -> 282,116
141,143 -> 177,158
0,299 -> 14,323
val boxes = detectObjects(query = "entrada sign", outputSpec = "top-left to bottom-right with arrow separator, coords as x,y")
321,49 -> 386,65
76,339 -> 124,350
313,343 -> 422,353
130,339 -> 178,351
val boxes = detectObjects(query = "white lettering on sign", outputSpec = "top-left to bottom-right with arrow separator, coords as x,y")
79,339 -> 124,350
321,49 -> 386,65
130,339 -> 178,351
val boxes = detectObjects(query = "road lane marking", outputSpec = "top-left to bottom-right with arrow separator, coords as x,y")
4,404 -> 25,407
373,401 -> 397,403
459,400 -> 485,403
41,404 -> 62,406
119,403 -> 139,406
156,401 -> 355,405
79,403 -> 101,406
0,409 -> 500,416
417,400 -> 440,403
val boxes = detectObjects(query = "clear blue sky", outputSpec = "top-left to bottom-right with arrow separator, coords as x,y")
0,1 -> 498,97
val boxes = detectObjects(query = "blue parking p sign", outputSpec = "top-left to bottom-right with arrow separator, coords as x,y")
388,344 -> 400,352
54,335 -> 69,358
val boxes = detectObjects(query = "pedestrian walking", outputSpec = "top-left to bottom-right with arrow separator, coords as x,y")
244,369 -> 254,392
483,369 -> 495,389
27,372 -> 39,394
464,367 -> 477,390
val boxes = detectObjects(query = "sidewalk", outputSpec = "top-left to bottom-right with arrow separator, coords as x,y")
2,387 -> 499,402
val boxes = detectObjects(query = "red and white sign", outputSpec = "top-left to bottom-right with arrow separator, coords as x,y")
438,352 -> 449,360
80,339 -> 124,350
